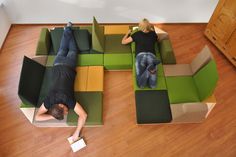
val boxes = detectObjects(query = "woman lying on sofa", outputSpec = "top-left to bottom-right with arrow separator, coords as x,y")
35,22 -> 87,142
122,18 -> 160,88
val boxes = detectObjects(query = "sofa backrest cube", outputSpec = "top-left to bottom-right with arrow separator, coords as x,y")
18,56 -> 46,106
92,17 -> 105,53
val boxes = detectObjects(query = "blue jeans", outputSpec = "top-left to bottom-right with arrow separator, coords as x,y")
135,52 -> 160,88
54,27 -> 78,69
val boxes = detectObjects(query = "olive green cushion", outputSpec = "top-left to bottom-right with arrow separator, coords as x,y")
105,35 -> 131,53
67,92 -> 103,125
193,60 -> 218,101
135,90 -> 172,124
36,28 -> 51,55
104,53 -> 132,70
46,54 -> 104,67
166,76 -> 200,104
160,39 -> 176,64
92,17 -> 105,53
50,27 -> 91,53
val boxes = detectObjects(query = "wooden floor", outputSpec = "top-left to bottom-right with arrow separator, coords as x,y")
0,24 -> 236,157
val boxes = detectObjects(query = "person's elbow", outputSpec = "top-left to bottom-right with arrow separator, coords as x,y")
81,112 -> 87,122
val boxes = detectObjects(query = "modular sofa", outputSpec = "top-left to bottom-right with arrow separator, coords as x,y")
18,17 -> 218,127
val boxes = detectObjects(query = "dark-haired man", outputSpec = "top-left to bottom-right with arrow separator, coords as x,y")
35,22 -> 87,142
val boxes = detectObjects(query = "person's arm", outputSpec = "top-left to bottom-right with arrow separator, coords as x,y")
121,29 -> 133,45
71,102 -> 87,141
35,103 -> 55,121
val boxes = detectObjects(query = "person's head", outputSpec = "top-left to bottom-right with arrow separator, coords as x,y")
48,104 -> 69,120
138,18 -> 154,32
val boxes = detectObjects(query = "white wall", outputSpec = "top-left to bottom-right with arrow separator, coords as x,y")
3,0 -> 218,24
0,3 -> 11,49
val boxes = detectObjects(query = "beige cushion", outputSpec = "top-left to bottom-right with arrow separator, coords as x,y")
190,46 -> 213,74
154,26 -> 169,41
32,56 -> 48,66
163,64 -> 193,76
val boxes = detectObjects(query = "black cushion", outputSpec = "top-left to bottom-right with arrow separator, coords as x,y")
135,90 -> 172,124
18,56 -> 45,106
50,27 -> 91,54
37,67 -> 53,107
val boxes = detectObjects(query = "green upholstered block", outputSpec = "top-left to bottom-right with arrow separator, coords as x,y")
50,27 -> 91,53
37,67 -> 53,106
73,29 -> 91,52
135,90 -> 172,123
131,42 -> 160,55
46,55 -> 55,67
80,25 -> 92,34
18,56 -> 45,107
104,53 -> 132,70
36,28 -> 51,55
50,28 -> 63,53
193,60 -> 218,101
104,35 -> 131,53
160,39 -> 176,64
20,102 -> 34,108
46,54 -> 104,67
92,17 -> 105,53
67,92 -> 103,125
166,76 -> 200,104
133,75 -> 167,91
77,54 -> 104,66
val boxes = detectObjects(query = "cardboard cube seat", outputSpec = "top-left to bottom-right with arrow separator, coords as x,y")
18,56 -> 104,126
166,60 -> 218,104
74,66 -> 104,92
135,90 -> 172,124
67,92 -> 103,126
35,26 -> 104,66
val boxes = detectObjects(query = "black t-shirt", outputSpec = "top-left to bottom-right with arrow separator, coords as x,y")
131,31 -> 158,56
44,65 -> 76,110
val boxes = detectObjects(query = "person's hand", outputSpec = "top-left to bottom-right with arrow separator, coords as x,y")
72,132 -> 80,142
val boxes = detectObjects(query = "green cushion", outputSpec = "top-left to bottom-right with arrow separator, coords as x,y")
193,60 -> 218,101
135,90 -> 172,123
46,54 -> 104,66
104,53 -> 132,70
160,39 -> 176,64
105,35 -> 131,53
73,29 -> 91,52
80,25 -> 92,34
67,92 -> 103,125
50,28 -> 63,53
92,17 -> 105,52
77,54 -> 104,66
36,28 -> 51,55
18,56 -> 45,107
166,76 -> 200,104
20,102 -> 34,108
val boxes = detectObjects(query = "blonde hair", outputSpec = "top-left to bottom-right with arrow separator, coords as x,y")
138,18 -> 154,32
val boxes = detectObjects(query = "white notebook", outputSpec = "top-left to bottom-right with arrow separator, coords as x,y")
67,136 -> 86,152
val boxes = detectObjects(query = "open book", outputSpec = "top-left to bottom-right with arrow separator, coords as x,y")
67,136 -> 86,152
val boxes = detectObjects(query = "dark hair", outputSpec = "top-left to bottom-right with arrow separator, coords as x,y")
48,104 -> 64,120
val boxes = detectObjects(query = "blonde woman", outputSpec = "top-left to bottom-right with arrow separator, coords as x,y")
122,19 -> 160,88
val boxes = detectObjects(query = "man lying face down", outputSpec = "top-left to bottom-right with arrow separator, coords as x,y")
122,18 -> 160,88
35,22 -> 87,142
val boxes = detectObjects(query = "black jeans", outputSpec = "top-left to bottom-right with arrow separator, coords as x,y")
54,27 -> 78,69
